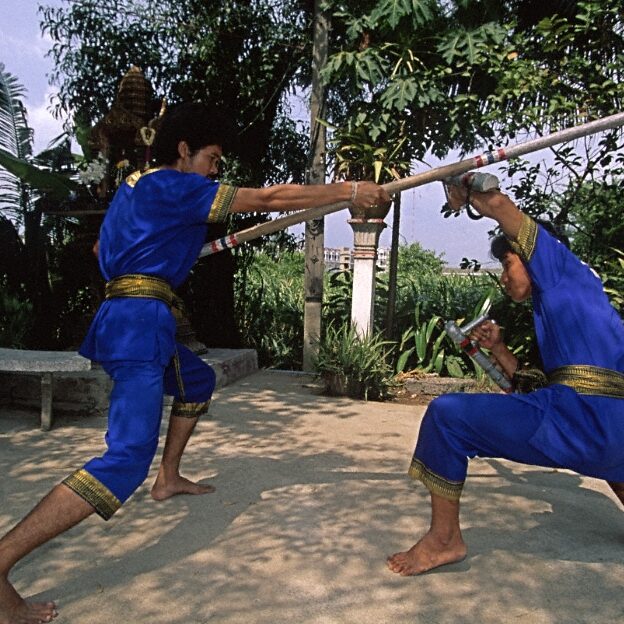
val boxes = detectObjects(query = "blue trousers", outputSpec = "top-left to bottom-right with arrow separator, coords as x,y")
64,344 -> 216,519
412,389 -> 624,500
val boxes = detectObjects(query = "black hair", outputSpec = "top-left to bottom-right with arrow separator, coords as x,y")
151,102 -> 235,166
490,218 -> 570,262
490,234 -> 513,262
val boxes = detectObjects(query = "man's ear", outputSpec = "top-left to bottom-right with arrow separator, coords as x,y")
177,140 -> 191,160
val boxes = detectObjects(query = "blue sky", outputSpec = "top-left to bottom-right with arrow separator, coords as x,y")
0,0 -> 498,266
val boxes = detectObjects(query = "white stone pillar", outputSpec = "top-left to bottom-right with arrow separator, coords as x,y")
349,217 -> 387,336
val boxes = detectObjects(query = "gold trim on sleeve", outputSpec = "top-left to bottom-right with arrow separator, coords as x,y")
125,167 -> 161,188
508,213 -> 538,262
171,400 -> 211,419
408,458 -> 464,501
208,184 -> 238,223
62,469 -> 121,520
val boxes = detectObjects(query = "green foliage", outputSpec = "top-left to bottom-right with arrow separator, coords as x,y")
0,285 -> 32,348
442,286 -> 498,380
0,63 -> 34,221
499,132 -> 624,318
602,249 -> 624,314
396,241 -> 445,275
568,182 -> 624,274
237,245 -> 521,377
393,270 -> 499,332
396,304 -> 446,374
320,114 -> 411,183
488,282 -> 536,366
41,0 -> 312,186
0,147 -> 78,201
313,322 -> 397,400
321,0 -> 624,180
395,284 -> 508,379
234,249 -> 305,369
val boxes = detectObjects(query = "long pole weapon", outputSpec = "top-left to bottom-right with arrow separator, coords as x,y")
199,111 -> 624,258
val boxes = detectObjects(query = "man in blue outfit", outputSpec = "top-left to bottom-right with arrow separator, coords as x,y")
387,180 -> 624,576
0,102 -> 391,624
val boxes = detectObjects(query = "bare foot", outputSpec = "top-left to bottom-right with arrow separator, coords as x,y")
150,475 -> 215,501
386,531 -> 467,576
0,576 -> 57,624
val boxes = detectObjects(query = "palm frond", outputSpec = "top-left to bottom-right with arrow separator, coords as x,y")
0,63 -> 36,221
0,63 -> 33,160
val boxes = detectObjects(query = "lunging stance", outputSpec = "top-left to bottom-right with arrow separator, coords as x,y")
387,180 -> 624,576
0,102 -> 390,624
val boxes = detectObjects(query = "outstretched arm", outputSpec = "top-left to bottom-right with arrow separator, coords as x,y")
446,185 -> 524,241
230,181 -> 391,214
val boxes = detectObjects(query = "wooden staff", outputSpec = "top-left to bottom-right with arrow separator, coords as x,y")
199,111 -> 624,258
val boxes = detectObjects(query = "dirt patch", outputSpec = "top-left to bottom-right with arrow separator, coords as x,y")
390,372 -> 494,406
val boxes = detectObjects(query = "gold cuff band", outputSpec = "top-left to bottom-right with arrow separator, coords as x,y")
62,469 -> 121,520
209,184 -> 238,223
105,274 -> 174,307
509,213 -> 538,262
408,458 -> 464,501
171,400 -> 211,418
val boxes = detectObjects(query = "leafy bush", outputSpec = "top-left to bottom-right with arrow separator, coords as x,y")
313,323 -> 397,401
235,250 -> 304,369
396,304 -> 446,374
602,248 -> 624,314
0,287 -> 32,348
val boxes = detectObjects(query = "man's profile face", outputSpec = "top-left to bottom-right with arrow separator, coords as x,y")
177,141 -> 223,179
188,144 -> 223,179
500,252 -> 532,302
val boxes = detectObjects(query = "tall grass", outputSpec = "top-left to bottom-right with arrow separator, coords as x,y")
235,251 -> 304,369
234,248 -> 540,373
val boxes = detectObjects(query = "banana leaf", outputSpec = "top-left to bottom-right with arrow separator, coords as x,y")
0,147 -> 79,200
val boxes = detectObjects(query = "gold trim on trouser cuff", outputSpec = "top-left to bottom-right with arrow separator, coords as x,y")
208,184 -> 238,223
105,274 -> 174,307
173,350 -> 186,402
509,213 -> 538,262
171,400 -> 211,418
62,469 -> 121,521
408,458 -> 464,502
549,365 -> 624,399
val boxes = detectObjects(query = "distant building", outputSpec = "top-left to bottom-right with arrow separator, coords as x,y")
324,247 -> 391,272
324,247 -> 352,272
376,247 -> 390,272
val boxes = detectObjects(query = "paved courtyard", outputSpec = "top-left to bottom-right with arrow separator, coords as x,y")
1,370 -> 622,624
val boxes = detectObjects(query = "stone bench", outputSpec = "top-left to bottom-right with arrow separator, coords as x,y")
0,348 -> 258,430
0,348 -> 92,430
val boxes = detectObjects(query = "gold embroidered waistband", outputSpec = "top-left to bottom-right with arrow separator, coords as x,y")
548,365 -> 624,399
105,274 -> 174,307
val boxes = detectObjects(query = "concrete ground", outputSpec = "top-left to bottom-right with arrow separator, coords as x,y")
1,370 -> 623,624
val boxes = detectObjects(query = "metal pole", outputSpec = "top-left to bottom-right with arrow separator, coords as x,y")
199,111 -> 624,258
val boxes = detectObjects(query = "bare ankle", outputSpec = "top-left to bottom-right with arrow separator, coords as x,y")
429,526 -> 462,547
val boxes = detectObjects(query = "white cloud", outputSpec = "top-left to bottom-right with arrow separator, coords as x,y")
26,86 -> 66,152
